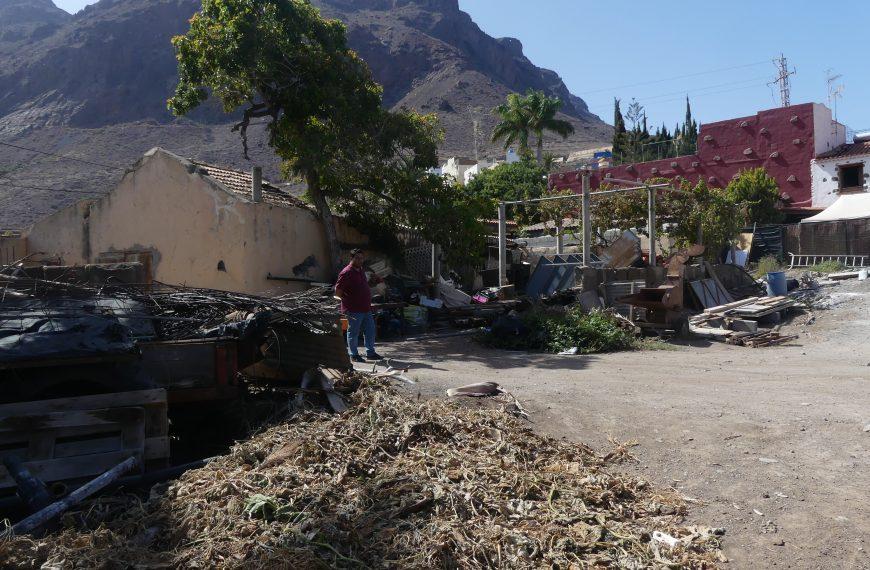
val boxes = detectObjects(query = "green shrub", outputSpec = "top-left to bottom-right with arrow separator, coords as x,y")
755,255 -> 781,278
478,307 -> 636,354
809,260 -> 845,273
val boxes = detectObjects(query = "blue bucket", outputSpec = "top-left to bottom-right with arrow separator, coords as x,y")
766,271 -> 787,296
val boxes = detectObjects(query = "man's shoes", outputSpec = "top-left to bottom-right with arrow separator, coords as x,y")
366,352 -> 384,361
350,355 -> 366,363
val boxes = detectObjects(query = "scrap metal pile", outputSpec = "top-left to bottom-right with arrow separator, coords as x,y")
0,376 -> 725,568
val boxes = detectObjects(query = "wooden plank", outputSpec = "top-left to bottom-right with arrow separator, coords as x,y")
54,435 -> 124,459
703,297 -> 759,314
144,436 -> 170,460
725,319 -> 758,333
0,407 -> 142,434
28,433 -> 55,461
0,451 -> 143,490
0,424 -> 123,446
0,389 -> 167,418
143,401 -> 168,438
689,325 -> 733,338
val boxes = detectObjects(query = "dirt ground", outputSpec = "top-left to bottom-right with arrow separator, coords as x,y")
373,278 -> 870,569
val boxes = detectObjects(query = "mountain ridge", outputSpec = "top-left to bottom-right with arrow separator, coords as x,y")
0,0 -> 612,228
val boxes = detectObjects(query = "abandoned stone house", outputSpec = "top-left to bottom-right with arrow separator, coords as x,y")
6,148 -> 365,294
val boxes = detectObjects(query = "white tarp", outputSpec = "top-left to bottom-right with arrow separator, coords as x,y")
801,193 -> 870,223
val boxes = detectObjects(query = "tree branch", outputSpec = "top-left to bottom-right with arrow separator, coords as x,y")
232,102 -> 274,159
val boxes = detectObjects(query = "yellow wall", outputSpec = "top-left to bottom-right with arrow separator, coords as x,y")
25,148 -> 364,295
0,235 -> 27,265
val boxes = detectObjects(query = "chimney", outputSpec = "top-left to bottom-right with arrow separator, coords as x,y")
251,166 -> 263,203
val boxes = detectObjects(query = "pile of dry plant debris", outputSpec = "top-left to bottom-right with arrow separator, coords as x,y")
1,375 -> 725,568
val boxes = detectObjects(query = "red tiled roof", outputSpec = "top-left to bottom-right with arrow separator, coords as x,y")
816,141 -> 870,160
193,161 -> 310,209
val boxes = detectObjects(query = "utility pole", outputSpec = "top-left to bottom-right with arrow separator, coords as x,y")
770,53 -> 795,108
468,106 -> 483,162
581,172 -> 591,264
498,202 -> 507,286
647,185 -> 656,267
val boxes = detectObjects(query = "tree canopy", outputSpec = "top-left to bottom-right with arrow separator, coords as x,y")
463,158 -> 548,226
611,97 -> 698,165
492,90 -> 574,164
168,0 -> 484,271
590,168 -> 782,258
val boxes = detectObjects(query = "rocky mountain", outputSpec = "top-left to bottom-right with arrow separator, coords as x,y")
0,0 -> 68,46
0,0 -> 611,228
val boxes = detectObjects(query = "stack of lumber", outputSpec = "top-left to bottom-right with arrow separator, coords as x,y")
691,296 -> 795,326
726,329 -> 799,348
689,296 -> 798,348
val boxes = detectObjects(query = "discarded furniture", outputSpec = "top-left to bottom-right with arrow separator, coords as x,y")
616,245 -> 705,335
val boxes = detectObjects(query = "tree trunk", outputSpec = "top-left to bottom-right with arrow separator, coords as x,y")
307,172 -> 343,278
536,136 -> 543,165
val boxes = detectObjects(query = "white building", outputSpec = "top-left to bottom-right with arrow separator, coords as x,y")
440,157 -> 478,184
810,136 -> 870,209
463,159 -> 496,185
441,149 -> 523,186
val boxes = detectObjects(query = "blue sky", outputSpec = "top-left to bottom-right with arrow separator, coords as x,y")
56,0 -> 869,131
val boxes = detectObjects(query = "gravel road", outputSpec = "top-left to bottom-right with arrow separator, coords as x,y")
375,278 -> 870,568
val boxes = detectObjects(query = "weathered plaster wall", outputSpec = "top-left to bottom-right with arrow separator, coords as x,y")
25,148 -> 362,295
812,103 -> 847,157
0,235 -> 27,265
811,155 -> 870,208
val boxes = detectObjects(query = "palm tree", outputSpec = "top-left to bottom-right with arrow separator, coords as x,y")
491,92 -> 532,157
525,90 -> 575,164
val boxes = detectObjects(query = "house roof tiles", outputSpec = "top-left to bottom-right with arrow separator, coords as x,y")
192,161 -> 309,209
816,141 -> 870,160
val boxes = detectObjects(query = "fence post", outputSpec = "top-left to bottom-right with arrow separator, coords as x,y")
498,202 -> 507,286
647,185 -> 656,267
582,172 -> 591,265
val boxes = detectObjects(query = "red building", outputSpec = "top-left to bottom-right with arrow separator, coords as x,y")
550,103 -> 847,216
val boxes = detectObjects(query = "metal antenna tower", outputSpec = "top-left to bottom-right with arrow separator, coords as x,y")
467,106 -> 483,162
826,69 -> 844,124
769,53 -> 796,107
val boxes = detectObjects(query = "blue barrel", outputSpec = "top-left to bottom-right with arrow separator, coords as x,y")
766,271 -> 787,296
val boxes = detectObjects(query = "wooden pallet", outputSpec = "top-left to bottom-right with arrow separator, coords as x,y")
0,389 -> 169,490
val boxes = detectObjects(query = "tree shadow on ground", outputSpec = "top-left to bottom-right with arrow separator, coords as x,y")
378,336 -> 599,372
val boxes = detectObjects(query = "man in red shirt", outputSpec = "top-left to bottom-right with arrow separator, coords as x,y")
335,249 -> 383,363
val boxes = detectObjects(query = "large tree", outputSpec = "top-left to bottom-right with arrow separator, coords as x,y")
492,90 -> 574,164
611,98 -> 630,164
168,0 -> 483,272
525,90 -> 575,164
464,158 -> 548,226
491,92 -> 532,158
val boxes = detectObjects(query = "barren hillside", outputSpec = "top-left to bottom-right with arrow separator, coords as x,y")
0,0 -> 611,228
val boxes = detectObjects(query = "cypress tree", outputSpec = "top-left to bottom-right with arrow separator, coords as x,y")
612,98 -> 629,164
